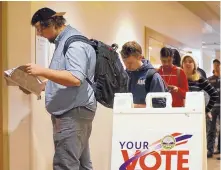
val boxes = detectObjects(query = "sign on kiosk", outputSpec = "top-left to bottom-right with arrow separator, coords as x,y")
111,92 -> 207,170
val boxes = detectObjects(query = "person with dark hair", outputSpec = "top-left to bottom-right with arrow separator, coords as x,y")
171,49 -> 181,67
121,41 -> 166,108
207,59 -> 220,158
20,7 -> 97,170
213,59 -> 221,65
31,8 -> 67,43
158,47 -> 189,107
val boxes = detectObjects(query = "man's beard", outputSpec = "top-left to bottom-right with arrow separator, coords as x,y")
48,37 -> 56,44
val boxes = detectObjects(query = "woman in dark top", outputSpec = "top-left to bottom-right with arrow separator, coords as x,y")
181,54 -> 219,118
172,49 -> 181,67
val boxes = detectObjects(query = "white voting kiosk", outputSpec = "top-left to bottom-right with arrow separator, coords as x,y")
111,92 -> 207,170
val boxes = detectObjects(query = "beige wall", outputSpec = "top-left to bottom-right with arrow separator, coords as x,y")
4,1 -> 208,170
6,2 -> 32,170
0,2 -> 3,169
1,2 -> 10,170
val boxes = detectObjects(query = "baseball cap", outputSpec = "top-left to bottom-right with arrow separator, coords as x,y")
31,7 -> 66,25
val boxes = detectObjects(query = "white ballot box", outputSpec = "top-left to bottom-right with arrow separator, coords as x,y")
111,92 -> 207,170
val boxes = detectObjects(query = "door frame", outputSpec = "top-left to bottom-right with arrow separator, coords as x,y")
0,2 -> 9,170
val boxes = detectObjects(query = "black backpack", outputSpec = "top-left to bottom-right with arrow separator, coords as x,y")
63,35 -> 129,108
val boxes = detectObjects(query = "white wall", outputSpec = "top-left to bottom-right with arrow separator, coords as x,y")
202,49 -> 216,77
216,50 -> 220,60
5,1 -> 209,170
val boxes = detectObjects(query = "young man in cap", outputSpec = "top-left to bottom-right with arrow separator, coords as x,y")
21,7 -> 97,170
207,59 -> 220,158
120,41 -> 166,108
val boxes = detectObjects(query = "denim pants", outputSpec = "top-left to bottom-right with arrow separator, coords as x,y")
207,107 -> 220,153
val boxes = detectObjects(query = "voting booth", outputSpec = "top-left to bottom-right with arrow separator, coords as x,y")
111,92 -> 207,170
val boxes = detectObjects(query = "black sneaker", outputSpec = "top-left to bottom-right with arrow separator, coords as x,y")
207,152 -> 213,158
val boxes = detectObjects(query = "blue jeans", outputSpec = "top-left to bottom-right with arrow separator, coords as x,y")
207,107 -> 220,153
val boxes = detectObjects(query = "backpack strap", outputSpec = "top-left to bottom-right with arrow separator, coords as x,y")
145,68 -> 157,93
127,72 -> 132,92
63,35 -> 94,85
63,35 -> 95,56
177,67 -> 181,87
